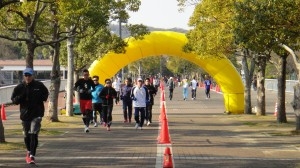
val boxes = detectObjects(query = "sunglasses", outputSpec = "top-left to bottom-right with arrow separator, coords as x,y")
24,74 -> 32,77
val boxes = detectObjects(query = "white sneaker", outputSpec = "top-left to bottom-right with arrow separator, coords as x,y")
135,123 -> 139,129
147,121 -> 151,126
84,126 -> 89,133
94,122 -> 98,127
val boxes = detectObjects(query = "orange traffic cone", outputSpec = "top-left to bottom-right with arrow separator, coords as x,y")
1,104 -> 7,120
159,103 -> 167,122
274,102 -> 278,117
161,91 -> 165,102
158,118 -> 171,144
163,147 -> 173,168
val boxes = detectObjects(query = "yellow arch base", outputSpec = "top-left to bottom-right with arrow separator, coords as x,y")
89,31 -> 244,114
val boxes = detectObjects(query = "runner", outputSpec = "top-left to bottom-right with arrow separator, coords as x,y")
99,78 -> 117,131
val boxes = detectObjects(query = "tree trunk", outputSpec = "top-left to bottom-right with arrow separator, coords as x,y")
277,55 -> 288,123
25,41 -> 36,68
242,50 -> 255,114
292,83 -> 300,131
46,43 -> 61,122
46,8 -> 61,122
256,56 -> 267,116
66,31 -> 75,116
0,109 -> 5,143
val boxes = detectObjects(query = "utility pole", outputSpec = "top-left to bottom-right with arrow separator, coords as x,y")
118,0 -> 124,81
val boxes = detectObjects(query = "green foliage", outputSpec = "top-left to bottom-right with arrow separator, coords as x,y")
185,0 -> 235,59
234,0 -> 300,54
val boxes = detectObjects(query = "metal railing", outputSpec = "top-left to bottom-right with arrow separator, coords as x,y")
265,79 -> 298,93
0,80 -> 67,104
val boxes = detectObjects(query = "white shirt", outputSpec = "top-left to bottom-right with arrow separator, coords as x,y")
112,81 -> 120,91
191,79 -> 197,89
132,86 -> 147,107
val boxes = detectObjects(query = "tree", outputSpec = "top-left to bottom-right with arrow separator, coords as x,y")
234,0 -> 300,122
184,0 -> 260,113
57,0 -> 148,116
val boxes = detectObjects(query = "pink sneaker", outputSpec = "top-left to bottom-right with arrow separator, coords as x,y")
25,152 -> 30,164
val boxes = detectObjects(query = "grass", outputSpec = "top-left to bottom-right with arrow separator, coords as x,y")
0,142 -> 25,150
0,115 -> 82,151
226,114 -> 299,136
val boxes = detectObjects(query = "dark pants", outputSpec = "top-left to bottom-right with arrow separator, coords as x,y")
192,89 -> 197,99
82,109 -> 92,127
134,107 -> 146,127
115,91 -> 120,104
146,104 -> 153,123
169,89 -> 174,100
92,103 -> 102,123
102,105 -> 113,127
122,100 -> 132,121
22,117 -> 42,156
205,88 -> 211,98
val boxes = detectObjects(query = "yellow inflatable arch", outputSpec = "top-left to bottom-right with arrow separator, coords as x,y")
89,31 -> 244,114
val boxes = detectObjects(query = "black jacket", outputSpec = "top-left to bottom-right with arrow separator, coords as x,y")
74,78 -> 95,100
99,87 -> 117,106
144,84 -> 157,105
11,80 -> 49,121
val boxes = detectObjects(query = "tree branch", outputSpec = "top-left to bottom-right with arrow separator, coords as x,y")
0,34 -> 28,42
278,43 -> 300,70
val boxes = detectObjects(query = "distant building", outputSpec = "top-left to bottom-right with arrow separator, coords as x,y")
0,59 -> 67,86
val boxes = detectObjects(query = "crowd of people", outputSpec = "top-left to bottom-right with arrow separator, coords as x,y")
10,67 -> 214,165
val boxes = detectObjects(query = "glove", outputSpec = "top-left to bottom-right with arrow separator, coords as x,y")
79,89 -> 84,93
87,89 -> 92,94
132,97 -> 137,101
105,95 -> 110,99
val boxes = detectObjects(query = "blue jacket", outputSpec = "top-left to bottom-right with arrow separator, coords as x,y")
91,84 -> 104,103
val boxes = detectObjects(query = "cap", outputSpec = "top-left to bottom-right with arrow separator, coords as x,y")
137,77 -> 143,81
23,68 -> 34,75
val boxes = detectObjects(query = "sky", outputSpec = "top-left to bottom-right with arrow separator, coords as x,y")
128,0 -> 195,30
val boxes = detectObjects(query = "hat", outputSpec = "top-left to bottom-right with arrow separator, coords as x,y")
23,68 -> 34,75
137,77 -> 143,81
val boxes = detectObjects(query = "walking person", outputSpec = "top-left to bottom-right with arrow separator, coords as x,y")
99,79 -> 117,131
153,75 -> 160,91
182,78 -> 189,101
144,78 -> 157,126
74,69 -> 95,133
11,68 -> 49,164
167,77 -> 175,100
190,77 -> 198,100
131,77 -> 150,130
112,78 -> 121,105
204,75 -> 212,99
120,78 -> 133,123
91,75 -> 104,127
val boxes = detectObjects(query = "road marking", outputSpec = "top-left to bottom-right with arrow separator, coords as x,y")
1,156 -> 299,161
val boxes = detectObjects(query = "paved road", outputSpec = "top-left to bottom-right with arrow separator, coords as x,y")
0,87 -> 299,168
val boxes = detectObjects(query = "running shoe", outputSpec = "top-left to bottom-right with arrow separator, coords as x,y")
25,152 -> 30,164
84,126 -> 89,133
135,123 -> 139,129
94,122 -> 98,127
29,156 -> 35,164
